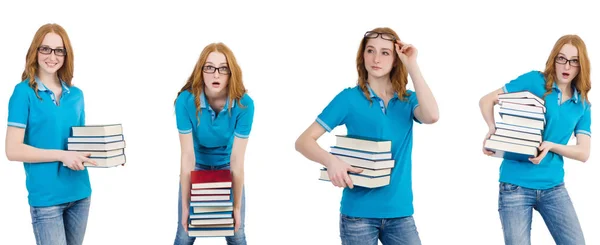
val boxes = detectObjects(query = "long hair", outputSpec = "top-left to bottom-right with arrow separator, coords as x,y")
21,23 -> 74,99
356,27 -> 409,102
175,42 -> 247,120
542,34 -> 591,104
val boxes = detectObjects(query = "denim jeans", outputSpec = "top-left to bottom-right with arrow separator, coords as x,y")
29,196 -> 91,245
339,213 -> 422,245
174,163 -> 246,245
498,182 -> 585,245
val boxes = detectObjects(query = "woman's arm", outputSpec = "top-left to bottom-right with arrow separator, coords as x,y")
178,133 -> 195,231
408,64 -> 439,124
5,126 -> 92,170
547,134 -> 591,162
230,137 -> 248,215
479,88 -> 504,131
295,122 -> 363,188
294,122 -> 334,168
5,127 -> 64,162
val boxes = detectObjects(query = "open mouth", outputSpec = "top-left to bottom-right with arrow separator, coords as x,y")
562,72 -> 570,78
46,62 -> 58,68
211,81 -> 221,88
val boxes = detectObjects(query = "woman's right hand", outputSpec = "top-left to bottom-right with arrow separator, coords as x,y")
181,204 -> 189,232
326,155 -> 363,189
482,128 -> 496,156
60,151 -> 95,170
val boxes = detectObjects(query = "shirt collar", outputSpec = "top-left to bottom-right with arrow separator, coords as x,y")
552,82 -> 579,103
200,91 -> 235,110
35,76 -> 70,94
366,83 -> 398,99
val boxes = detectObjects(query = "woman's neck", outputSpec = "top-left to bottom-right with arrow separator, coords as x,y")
37,72 -> 60,88
367,75 -> 394,97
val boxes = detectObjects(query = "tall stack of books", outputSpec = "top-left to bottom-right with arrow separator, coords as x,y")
319,135 -> 394,188
188,169 -> 235,237
484,91 -> 546,161
67,124 -> 126,167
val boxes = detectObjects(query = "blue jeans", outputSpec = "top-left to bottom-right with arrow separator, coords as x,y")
498,182 -> 585,245
339,213 -> 422,245
29,196 -> 91,245
174,163 -> 246,245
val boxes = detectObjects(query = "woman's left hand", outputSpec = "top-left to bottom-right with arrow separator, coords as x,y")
529,141 -> 555,164
233,207 -> 241,232
395,40 -> 418,65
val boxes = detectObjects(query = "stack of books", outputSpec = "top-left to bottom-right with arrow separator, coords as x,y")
319,135 -> 394,188
67,124 -> 126,167
188,169 -> 235,237
484,91 -> 546,161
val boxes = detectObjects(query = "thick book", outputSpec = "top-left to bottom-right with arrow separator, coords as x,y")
191,189 -> 231,195
495,122 -> 542,135
192,206 -> 234,214
190,218 -> 234,226
67,141 -> 126,151
318,168 -> 390,188
68,135 -> 124,143
332,154 -> 395,170
191,170 -> 232,189
484,139 -> 538,161
189,211 -> 233,219
188,228 -> 234,237
498,108 -> 546,124
499,101 -> 546,114
500,114 -> 545,130
85,154 -> 126,168
73,149 -> 124,158
335,135 -> 391,153
330,146 -> 392,160
191,195 -> 231,202
498,91 -> 544,106
71,124 -> 123,137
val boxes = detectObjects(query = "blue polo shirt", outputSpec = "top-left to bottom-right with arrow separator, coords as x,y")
500,70 -> 592,189
175,90 -> 254,166
7,78 -> 91,207
316,85 -> 421,218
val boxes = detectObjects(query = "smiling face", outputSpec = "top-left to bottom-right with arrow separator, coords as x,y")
37,32 -> 65,76
202,52 -> 230,95
554,43 -> 580,85
363,36 -> 396,80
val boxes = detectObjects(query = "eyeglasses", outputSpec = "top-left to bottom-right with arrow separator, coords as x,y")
203,65 -> 231,75
555,56 -> 580,67
364,31 -> 396,42
38,46 -> 67,56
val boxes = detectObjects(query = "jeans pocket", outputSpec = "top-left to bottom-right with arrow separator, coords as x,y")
499,182 -> 520,193
340,213 -> 363,222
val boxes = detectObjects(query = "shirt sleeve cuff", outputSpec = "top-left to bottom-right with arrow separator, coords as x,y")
316,117 -> 333,132
8,122 -> 26,129
178,128 -> 192,134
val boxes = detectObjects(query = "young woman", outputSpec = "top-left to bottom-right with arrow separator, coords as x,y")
173,42 -> 253,245
5,23 -> 95,245
479,35 -> 591,244
295,27 -> 439,245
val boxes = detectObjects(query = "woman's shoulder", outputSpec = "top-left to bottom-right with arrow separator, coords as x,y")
67,84 -> 83,96
237,93 -> 254,108
520,70 -> 546,84
176,90 -> 193,102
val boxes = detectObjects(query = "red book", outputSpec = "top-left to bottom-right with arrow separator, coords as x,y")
191,170 -> 232,189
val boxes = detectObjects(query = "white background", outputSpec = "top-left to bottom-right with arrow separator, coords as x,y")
1,0 -> 598,244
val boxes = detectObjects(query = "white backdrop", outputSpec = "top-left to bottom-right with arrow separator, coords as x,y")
1,0 -> 598,244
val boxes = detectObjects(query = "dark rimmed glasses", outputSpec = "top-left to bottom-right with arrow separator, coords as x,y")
364,31 -> 396,42
555,56 -> 580,67
38,46 -> 67,57
203,65 -> 231,75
